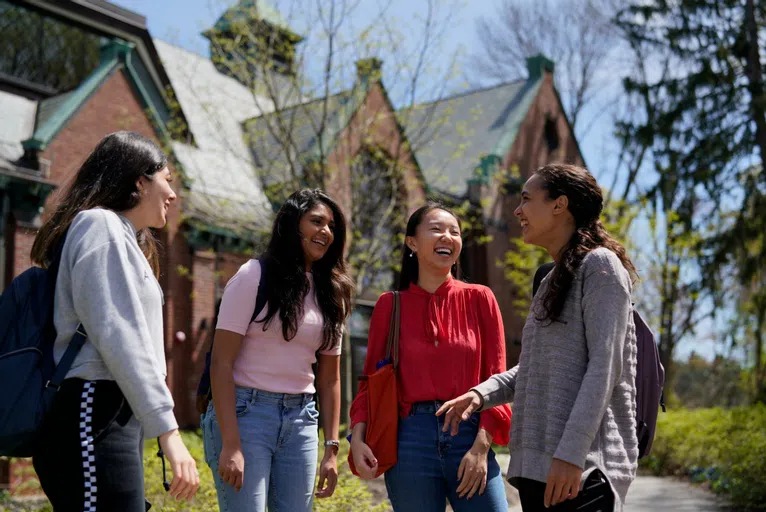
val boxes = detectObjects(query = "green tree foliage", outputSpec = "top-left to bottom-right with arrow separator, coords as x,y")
616,0 -> 766,400
0,1 -> 101,92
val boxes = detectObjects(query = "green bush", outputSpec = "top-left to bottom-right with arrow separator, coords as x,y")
641,404 -> 766,510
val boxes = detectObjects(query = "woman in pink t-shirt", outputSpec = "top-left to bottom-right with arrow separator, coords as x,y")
201,189 -> 354,512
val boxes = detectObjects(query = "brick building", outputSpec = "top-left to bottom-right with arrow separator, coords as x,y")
0,0 -> 583,489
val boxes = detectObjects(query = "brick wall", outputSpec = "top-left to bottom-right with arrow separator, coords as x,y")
327,81 -> 427,223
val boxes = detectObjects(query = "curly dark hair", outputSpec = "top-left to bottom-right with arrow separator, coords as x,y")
258,189 -> 354,351
534,164 -> 638,323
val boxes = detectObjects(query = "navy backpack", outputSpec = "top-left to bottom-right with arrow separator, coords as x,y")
532,262 -> 665,459
0,238 -> 87,457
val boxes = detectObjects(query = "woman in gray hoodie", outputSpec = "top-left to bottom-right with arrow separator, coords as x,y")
30,131 -> 199,511
437,164 -> 638,511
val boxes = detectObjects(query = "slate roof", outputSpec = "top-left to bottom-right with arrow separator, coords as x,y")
244,86 -> 376,184
401,79 -> 541,197
247,78 -> 544,199
2,24 -> 547,239
154,39 -> 275,234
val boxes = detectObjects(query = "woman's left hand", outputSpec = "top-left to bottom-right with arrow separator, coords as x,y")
315,451 -> 338,499
545,458 -> 583,507
456,448 -> 488,499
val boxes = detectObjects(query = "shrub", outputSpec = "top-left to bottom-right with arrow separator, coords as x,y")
641,404 -> 766,510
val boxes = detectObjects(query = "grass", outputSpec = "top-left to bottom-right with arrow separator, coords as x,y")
2,429 -> 387,512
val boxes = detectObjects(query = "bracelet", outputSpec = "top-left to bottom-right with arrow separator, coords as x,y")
324,440 -> 340,451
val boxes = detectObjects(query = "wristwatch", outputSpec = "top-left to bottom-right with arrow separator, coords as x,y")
324,440 -> 340,453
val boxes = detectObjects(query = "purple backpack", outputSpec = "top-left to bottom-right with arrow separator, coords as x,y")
533,263 -> 666,459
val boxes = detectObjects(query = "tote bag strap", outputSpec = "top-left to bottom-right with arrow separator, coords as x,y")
384,291 -> 401,370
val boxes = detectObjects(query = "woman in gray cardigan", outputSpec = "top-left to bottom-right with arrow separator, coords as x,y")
437,164 -> 639,511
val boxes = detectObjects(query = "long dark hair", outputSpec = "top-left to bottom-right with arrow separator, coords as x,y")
397,202 -> 462,291
31,131 -> 167,275
258,189 -> 354,350
534,164 -> 637,322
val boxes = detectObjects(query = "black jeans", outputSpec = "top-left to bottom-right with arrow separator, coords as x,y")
516,469 -> 615,512
33,379 -> 146,512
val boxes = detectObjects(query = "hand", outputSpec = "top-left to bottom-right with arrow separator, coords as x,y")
158,430 -> 200,501
218,443 -> 245,492
435,390 -> 483,436
350,440 -> 379,480
456,448 -> 488,500
544,458 -> 583,507
315,450 -> 338,498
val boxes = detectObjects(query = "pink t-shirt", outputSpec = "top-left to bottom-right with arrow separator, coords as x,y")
216,259 -> 342,394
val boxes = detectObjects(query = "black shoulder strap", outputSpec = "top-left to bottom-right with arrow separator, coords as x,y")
250,258 -> 269,324
46,324 -> 87,392
532,262 -> 555,298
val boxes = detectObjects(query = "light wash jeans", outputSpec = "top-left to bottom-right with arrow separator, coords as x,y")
202,386 -> 319,512
384,401 -> 508,512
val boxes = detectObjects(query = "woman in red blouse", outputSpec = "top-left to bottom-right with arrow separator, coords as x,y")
349,203 -> 512,511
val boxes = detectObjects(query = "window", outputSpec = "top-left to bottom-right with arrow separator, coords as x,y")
348,149 -> 401,296
0,1 -> 102,93
545,117 -> 559,153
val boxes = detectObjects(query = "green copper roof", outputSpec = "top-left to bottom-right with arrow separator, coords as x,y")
210,0 -> 300,39
23,39 -> 171,151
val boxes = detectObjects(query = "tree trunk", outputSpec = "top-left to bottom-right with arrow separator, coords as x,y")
659,293 -> 676,394
744,0 -> 766,169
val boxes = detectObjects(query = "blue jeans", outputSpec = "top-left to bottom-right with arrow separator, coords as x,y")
201,387 -> 319,512
384,401 -> 508,512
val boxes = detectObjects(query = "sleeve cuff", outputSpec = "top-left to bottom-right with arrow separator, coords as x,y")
471,376 -> 509,410
479,410 -> 510,447
552,429 -> 592,469
140,406 -> 179,439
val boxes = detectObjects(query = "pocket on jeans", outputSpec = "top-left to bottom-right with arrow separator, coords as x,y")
234,396 -> 250,417
303,402 -> 319,424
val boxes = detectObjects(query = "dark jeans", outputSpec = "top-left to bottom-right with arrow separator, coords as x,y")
33,379 -> 146,512
516,469 -> 615,512
384,401 -> 508,512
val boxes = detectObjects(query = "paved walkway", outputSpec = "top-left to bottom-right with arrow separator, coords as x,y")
366,454 -> 730,511
623,476 -> 731,512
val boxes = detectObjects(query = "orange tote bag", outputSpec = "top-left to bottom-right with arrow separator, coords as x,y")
349,291 -> 401,478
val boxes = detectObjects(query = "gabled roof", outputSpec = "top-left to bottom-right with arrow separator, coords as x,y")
22,39 -> 172,151
401,78 -> 542,198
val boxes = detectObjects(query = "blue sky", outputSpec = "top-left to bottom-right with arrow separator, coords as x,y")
111,0 -> 730,363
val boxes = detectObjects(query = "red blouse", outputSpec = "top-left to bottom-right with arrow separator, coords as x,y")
350,277 -> 512,446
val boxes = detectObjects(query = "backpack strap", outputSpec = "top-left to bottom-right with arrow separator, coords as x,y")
45,324 -> 87,391
250,258 -> 269,324
532,262 -> 555,298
